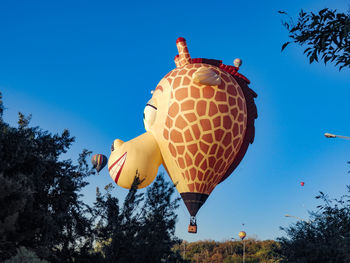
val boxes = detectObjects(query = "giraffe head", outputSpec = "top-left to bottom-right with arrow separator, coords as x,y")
108,37 -> 256,217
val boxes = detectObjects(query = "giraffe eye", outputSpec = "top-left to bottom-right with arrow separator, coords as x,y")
143,103 -> 157,131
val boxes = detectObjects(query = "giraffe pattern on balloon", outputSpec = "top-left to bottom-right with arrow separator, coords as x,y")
108,37 -> 257,220
161,60 -> 247,195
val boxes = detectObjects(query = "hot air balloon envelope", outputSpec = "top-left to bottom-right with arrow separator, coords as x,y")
107,37 -> 257,233
91,154 -> 108,173
239,231 -> 246,240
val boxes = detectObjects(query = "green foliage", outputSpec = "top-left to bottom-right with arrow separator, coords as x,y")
1,93 -> 78,262
93,174 -> 184,263
280,8 -> 350,70
4,247 -> 49,263
175,239 -> 282,263
138,173 -> 181,262
93,178 -> 144,263
278,186 -> 350,262
0,101 -> 95,262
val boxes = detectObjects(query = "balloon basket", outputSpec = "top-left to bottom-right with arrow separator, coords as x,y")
188,216 -> 197,234
188,224 -> 197,233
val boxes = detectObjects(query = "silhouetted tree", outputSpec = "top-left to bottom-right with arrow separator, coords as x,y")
93,178 -> 144,263
4,247 -> 49,263
137,173 -> 182,262
93,173 -> 184,263
1,92 -> 185,262
278,186 -> 350,262
0,92 -> 96,262
280,8 -> 350,70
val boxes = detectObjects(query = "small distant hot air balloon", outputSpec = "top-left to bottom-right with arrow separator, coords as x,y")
91,154 -> 108,174
238,231 -> 246,240
300,182 -> 305,187
233,58 -> 242,68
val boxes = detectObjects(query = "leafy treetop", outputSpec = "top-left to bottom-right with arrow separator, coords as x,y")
280,8 -> 350,70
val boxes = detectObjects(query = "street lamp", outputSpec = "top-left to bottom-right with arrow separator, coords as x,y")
238,231 -> 246,263
324,133 -> 350,140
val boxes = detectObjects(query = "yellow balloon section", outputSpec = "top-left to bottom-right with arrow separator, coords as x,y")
239,231 -> 247,240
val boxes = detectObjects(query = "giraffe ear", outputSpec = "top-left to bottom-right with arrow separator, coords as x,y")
193,67 -> 221,86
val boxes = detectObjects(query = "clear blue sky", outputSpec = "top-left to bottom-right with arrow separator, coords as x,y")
1,0 -> 349,242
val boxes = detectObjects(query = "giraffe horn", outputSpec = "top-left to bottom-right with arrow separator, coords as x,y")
176,37 -> 191,67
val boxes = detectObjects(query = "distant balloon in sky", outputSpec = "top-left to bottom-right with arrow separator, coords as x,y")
233,58 -> 242,68
108,37 -> 258,233
91,154 -> 107,173
239,231 -> 247,240
300,181 -> 305,187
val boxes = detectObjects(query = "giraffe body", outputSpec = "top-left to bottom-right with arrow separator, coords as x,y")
154,62 -> 247,196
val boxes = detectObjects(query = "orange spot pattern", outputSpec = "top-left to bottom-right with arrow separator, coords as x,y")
163,63 -> 247,195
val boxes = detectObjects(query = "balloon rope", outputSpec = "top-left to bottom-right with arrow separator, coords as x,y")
178,193 -> 190,220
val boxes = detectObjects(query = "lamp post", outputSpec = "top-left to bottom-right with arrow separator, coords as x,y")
183,242 -> 186,260
324,133 -> 350,140
238,231 -> 246,263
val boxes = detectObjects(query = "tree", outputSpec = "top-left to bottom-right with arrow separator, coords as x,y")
0,92 -> 96,262
1,92 -> 184,262
137,173 -> 182,262
278,186 -> 350,262
280,8 -> 350,70
93,173 -> 184,263
175,239 -> 282,263
93,178 -> 144,263
4,247 -> 49,263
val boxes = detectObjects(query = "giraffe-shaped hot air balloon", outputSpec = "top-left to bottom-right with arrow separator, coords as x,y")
108,37 -> 257,233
